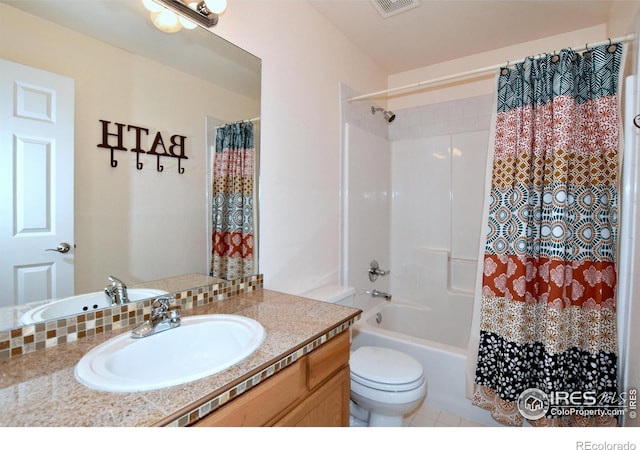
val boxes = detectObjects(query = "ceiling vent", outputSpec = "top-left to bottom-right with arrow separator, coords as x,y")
369,0 -> 419,18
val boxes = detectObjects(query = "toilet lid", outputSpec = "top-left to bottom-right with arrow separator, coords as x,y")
350,346 -> 424,391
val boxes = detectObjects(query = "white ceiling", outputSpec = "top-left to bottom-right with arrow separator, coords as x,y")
307,0 -> 616,73
6,0 -> 617,93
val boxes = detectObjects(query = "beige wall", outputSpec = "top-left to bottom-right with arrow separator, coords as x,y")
608,0 -> 640,38
213,1 -> 388,293
387,24 -> 609,110
0,4 -> 259,293
386,2 -> 640,110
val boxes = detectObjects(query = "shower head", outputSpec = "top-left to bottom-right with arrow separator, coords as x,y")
371,106 -> 396,123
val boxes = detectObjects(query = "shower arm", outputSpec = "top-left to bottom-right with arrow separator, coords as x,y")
371,106 -> 396,123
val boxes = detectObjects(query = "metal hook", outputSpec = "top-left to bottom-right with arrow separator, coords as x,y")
634,115 -> 640,129
569,47 -> 578,62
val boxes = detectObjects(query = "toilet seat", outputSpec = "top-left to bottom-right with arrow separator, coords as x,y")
350,346 -> 424,392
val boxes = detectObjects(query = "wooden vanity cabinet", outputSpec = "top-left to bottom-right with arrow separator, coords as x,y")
192,330 -> 351,427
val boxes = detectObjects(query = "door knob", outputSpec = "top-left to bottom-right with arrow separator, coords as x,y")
45,242 -> 71,253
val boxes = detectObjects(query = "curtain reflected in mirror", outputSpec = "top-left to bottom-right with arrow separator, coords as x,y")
210,121 -> 258,280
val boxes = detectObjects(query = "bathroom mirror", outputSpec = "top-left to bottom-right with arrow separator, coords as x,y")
0,0 -> 261,331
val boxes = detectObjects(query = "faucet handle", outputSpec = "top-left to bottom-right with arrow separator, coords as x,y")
168,308 -> 181,323
368,260 -> 390,282
151,296 -> 174,316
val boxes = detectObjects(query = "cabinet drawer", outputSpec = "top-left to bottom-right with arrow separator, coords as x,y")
306,331 -> 350,391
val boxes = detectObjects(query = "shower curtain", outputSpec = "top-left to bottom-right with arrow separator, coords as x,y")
471,43 -> 624,426
210,122 -> 255,280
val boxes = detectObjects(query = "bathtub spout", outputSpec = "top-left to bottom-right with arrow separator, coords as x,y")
366,289 -> 392,301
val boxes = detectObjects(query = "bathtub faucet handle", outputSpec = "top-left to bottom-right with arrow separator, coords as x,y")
368,260 -> 390,282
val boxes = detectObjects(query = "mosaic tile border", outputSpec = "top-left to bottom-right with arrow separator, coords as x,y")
0,274 -> 263,362
165,318 -> 358,427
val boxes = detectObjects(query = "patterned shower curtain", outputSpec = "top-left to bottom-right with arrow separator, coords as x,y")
210,122 -> 255,280
473,43 -> 624,426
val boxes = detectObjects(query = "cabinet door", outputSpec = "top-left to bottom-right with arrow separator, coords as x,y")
307,331 -> 350,390
192,359 -> 306,427
274,366 -> 350,427
192,331 -> 352,427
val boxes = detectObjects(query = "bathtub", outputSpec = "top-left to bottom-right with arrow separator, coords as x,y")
349,295 -> 498,426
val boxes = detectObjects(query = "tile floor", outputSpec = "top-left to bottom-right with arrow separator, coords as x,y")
404,402 -> 485,427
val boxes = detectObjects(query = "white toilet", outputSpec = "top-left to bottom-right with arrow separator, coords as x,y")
302,284 -> 428,427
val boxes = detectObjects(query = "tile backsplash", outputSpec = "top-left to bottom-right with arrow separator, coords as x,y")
0,274 -> 263,361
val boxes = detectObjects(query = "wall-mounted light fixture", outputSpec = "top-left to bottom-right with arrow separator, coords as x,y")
142,0 -> 227,33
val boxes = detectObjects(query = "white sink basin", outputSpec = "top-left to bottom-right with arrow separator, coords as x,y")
20,288 -> 169,324
74,314 -> 265,392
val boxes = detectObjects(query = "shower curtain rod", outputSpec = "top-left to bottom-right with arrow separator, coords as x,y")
347,33 -> 636,102
215,117 -> 260,129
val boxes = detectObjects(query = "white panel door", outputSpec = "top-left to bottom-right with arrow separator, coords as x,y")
0,59 -> 75,307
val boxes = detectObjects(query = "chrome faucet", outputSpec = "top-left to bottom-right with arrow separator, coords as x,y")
368,260 -> 390,282
365,289 -> 392,301
105,275 -> 129,305
131,297 -> 181,338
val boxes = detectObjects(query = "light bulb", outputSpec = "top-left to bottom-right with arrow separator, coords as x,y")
150,9 -> 183,33
178,16 -> 198,30
204,0 -> 227,14
142,0 -> 164,13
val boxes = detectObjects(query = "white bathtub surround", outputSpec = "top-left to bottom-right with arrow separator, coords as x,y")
389,95 -> 492,303
341,91 -> 493,303
363,295 -> 468,349
342,123 -> 391,294
341,92 -> 498,425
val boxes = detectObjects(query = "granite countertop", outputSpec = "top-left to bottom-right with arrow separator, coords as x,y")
0,289 -> 361,427
129,273 -> 225,293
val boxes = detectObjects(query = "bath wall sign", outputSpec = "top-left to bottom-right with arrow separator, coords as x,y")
97,119 -> 189,174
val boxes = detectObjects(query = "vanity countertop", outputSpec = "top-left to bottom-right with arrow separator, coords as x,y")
0,289 -> 361,427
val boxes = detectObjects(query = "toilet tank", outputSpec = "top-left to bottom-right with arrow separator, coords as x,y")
302,284 -> 356,306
